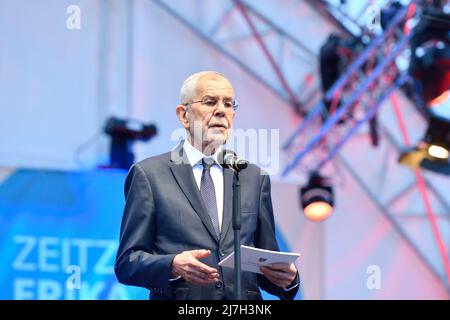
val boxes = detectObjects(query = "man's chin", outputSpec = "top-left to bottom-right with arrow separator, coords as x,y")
206,131 -> 227,142
204,134 -> 226,149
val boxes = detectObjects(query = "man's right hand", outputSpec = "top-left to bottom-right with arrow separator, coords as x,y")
171,249 -> 220,285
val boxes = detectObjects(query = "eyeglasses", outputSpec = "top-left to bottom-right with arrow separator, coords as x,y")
184,97 -> 239,111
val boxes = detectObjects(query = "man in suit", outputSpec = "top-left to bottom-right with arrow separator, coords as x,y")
115,71 -> 299,300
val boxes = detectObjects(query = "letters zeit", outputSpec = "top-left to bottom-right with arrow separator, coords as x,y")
12,235 -> 118,299
179,304 -> 272,317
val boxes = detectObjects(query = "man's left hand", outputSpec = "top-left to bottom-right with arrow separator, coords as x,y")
260,263 -> 297,289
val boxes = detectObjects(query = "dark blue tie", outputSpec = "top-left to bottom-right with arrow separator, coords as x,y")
200,157 -> 220,238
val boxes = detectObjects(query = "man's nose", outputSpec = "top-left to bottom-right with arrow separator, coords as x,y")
213,101 -> 226,116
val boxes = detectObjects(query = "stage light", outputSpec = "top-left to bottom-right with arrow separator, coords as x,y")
319,33 -> 376,132
409,7 -> 450,106
424,113 -> 450,160
399,4 -> 450,175
319,33 -> 358,120
104,116 -> 158,170
304,201 -> 333,222
319,34 -> 342,104
427,145 -> 449,159
380,1 -> 406,31
430,90 -> 449,107
399,113 -> 450,174
300,173 -> 334,222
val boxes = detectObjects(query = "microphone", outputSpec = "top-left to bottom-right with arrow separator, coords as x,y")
220,149 -> 249,171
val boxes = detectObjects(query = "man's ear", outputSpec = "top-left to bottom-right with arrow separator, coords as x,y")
176,104 -> 189,129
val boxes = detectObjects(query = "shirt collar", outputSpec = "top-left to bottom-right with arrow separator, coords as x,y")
183,139 -> 222,168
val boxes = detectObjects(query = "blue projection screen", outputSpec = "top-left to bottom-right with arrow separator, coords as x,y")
0,168 -> 148,300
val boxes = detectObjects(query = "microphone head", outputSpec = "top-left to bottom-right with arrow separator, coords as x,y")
219,149 -> 249,171
219,149 -> 236,169
235,157 -> 248,171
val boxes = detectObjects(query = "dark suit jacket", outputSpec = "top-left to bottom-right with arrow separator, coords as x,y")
115,142 -> 299,300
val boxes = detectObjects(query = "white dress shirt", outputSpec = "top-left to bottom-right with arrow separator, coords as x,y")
183,139 -> 224,231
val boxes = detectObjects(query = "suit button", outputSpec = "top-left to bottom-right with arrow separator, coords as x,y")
215,280 -> 223,288
219,250 -> 225,257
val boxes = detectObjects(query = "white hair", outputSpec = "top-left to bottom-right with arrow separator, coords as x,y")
179,71 -> 227,105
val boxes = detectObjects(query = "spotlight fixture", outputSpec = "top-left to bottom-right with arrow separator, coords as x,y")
319,33 -> 378,140
319,34 -> 342,110
380,1 -> 406,32
399,112 -> 450,175
399,4 -> 450,175
409,7 -> 450,106
424,113 -> 450,161
300,172 -> 334,222
104,116 -> 157,170
427,144 -> 449,159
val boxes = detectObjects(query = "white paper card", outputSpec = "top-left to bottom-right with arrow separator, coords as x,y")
218,245 -> 300,274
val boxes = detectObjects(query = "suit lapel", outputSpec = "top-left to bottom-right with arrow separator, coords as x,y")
170,142 -> 220,243
220,168 -> 233,244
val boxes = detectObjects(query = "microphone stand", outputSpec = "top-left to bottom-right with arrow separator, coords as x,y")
232,169 -> 242,300
220,150 -> 248,300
